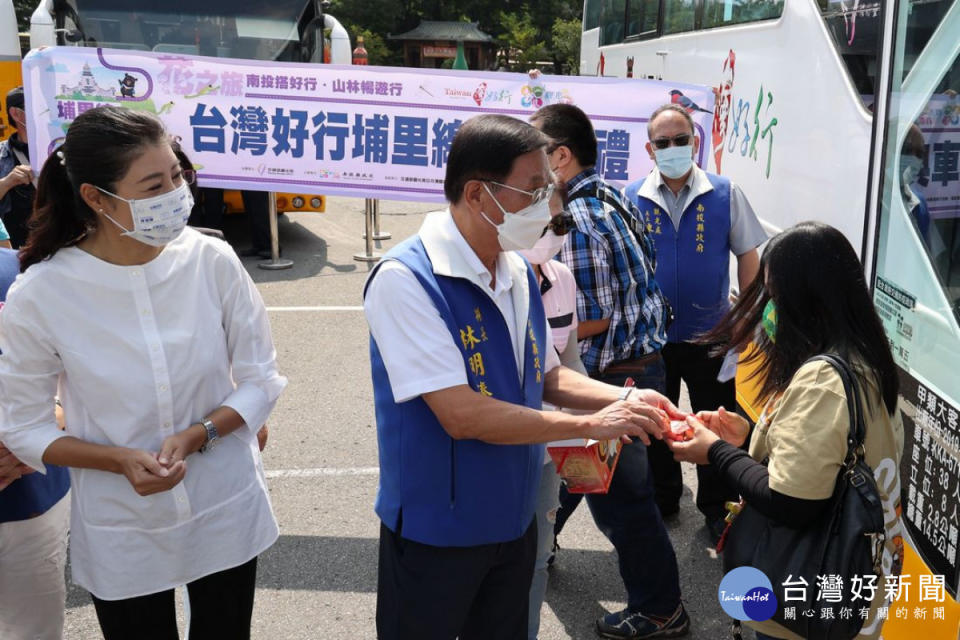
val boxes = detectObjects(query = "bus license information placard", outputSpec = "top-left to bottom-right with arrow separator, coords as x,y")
899,371 -> 960,595
875,276 -> 917,368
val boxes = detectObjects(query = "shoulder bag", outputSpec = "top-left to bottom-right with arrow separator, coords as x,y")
722,354 -> 887,640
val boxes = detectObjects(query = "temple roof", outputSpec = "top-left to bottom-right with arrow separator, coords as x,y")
389,21 -> 494,43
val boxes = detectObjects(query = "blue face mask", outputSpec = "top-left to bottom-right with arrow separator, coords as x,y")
654,145 -> 694,179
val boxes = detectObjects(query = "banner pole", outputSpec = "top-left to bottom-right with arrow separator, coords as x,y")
258,192 -> 293,270
363,198 -> 391,241
354,198 -> 381,262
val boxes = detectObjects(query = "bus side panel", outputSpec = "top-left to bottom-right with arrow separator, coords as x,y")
734,345 -> 764,423
222,191 -> 326,215
0,59 -> 21,141
881,541 -> 960,636
578,0 -> 872,254
580,28 -> 601,76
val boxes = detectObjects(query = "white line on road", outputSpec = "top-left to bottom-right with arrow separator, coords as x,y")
265,467 -> 379,479
266,306 -> 364,312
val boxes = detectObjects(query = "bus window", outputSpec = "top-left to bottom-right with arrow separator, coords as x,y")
818,0 -> 882,105
899,0 -> 954,82
584,0 -> 603,30
599,0 -> 627,45
625,0 -> 659,38
69,1 -> 314,62
873,0 -> 960,596
701,0 -> 784,29
662,0 -> 697,35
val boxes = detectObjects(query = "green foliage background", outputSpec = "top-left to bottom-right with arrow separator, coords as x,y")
326,0 -> 582,72
12,0 -> 583,73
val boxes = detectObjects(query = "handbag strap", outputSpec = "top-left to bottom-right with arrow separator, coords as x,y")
805,354 -> 866,468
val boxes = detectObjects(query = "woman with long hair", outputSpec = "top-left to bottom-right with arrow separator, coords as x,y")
668,221 -> 904,640
0,105 -> 286,639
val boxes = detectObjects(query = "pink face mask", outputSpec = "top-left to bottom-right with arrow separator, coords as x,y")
516,230 -> 566,265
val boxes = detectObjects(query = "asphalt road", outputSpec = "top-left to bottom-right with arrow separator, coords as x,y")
61,196 -> 752,639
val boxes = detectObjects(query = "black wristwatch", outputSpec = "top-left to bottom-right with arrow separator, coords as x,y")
198,418 -> 219,453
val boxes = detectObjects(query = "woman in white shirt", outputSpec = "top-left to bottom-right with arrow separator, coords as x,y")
0,106 -> 286,639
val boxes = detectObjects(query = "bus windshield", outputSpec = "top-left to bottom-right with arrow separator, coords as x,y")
67,0 -> 312,62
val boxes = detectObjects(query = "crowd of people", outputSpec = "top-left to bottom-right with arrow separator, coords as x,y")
0,82 -> 903,640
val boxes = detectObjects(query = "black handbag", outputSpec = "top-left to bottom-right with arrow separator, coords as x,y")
721,354 -> 888,640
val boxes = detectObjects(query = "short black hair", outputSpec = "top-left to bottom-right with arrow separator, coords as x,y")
529,103 -> 597,168
444,114 -> 548,203
5,86 -> 24,124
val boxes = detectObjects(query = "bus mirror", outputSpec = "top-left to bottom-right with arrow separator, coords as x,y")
55,28 -> 83,43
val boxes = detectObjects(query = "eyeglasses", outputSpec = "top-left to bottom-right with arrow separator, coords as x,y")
544,211 -> 575,236
179,169 -> 197,185
484,180 -> 555,207
650,134 -> 693,150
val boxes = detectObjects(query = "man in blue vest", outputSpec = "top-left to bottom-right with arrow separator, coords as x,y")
0,87 -> 31,248
624,104 -> 767,542
0,248 -> 71,640
364,114 -> 683,640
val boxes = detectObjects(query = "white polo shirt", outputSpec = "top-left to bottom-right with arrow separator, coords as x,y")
364,209 -> 560,403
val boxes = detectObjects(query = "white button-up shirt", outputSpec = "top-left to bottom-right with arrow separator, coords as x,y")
0,228 -> 286,600
365,209 -> 559,404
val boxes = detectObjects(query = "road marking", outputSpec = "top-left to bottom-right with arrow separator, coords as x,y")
265,467 -> 379,479
266,306 -> 364,312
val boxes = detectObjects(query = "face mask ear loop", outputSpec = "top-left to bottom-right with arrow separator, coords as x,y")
98,208 -> 134,235
93,187 -> 134,234
479,182 -> 512,230
482,183 -> 511,217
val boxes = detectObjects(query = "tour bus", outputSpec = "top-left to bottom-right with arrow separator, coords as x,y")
0,0 -> 20,141
25,0 -> 355,214
581,0 -> 960,635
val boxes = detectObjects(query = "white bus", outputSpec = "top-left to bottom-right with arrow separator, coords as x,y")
581,0 -> 960,636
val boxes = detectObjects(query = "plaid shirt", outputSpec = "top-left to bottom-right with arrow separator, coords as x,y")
558,169 -> 668,376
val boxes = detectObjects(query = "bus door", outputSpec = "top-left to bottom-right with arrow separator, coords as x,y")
867,0 -> 960,635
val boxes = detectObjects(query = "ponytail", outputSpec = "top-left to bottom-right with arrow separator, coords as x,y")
16,106 -> 167,272
18,150 -> 94,272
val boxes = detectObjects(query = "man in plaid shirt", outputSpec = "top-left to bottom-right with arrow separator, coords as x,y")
531,104 -> 688,640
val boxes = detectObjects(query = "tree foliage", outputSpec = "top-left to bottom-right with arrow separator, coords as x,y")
498,10 -> 547,72
14,0 -> 41,33
551,17 -> 582,75
350,28 -> 393,67
327,0 -> 583,71
11,0 -> 585,71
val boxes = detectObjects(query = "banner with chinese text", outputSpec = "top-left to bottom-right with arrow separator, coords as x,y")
22,47 -> 714,203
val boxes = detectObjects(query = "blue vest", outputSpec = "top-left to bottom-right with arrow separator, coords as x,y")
0,248 -> 71,524
365,237 -> 546,547
625,174 -> 732,343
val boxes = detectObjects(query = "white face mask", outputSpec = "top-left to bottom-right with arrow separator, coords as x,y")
480,182 -> 553,251
97,182 -> 193,247
900,155 -> 923,186
517,229 -> 566,265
